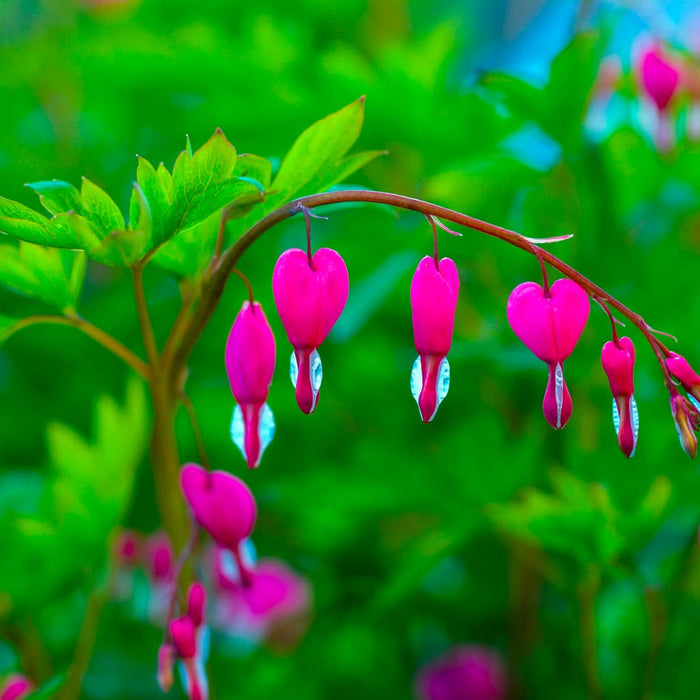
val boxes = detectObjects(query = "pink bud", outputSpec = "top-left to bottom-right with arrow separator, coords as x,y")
187,582 -> 207,628
666,353 -> 700,405
181,463 -> 256,551
170,616 -> 197,659
156,643 -> 175,693
145,532 -> 173,583
410,256 -> 460,422
415,645 -> 506,700
225,301 -> 276,468
272,247 -> 349,414
640,46 -> 680,112
601,336 -> 638,457
113,529 -> 141,566
0,675 -> 34,700
507,279 -> 589,429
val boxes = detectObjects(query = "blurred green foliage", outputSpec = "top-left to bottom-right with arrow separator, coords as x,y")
1,0 -> 700,698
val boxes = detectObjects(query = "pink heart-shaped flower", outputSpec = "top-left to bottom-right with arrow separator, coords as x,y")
272,247 -> 349,349
507,279 -> 589,364
180,463 -> 256,551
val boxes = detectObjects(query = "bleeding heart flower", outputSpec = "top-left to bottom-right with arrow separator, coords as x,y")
180,463 -> 256,553
170,615 -> 208,700
410,255 -> 460,422
272,247 -> 349,414
225,301 -> 276,468
601,336 -> 639,457
507,279 -> 589,429
156,643 -> 175,693
415,645 -> 506,700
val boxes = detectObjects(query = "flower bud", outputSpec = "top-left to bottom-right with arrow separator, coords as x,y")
273,247 -> 349,414
0,675 -> 34,700
601,336 -> 638,457
180,463 -> 256,552
666,353 -> 700,406
415,645 -> 506,700
170,616 -> 197,660
670,393 -> 700,458
225,301 -> 276,468
640,46 -> 680,112
507,279 -> 589,429
156,643 -> 175,693
410,256 -> 460,422
187,582 -> 207,628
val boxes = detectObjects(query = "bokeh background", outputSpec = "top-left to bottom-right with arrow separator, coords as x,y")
1,0 -> 700,698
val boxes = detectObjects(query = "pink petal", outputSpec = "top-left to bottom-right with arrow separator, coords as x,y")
411,256 -> 459,357
225,302 -> 276,405
641,48 -> 680,112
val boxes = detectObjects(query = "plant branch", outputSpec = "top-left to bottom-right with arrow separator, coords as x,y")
3,314 -> 150,379
167,190 -> 676,381
132,264 -> 160,370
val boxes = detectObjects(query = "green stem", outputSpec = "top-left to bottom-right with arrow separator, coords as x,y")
578,566 -> 601,700
3,314 -> 150,379
168,190 -> 674,384
57,589 -> 108,700
132,264 -> 160,369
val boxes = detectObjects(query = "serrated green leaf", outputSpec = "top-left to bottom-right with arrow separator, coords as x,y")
176,177 -> 262,231
0,196 -> 64,246
153,209 -> 219,278
128,183 -> 152,241
45,212 -> 102,252
26,180 -> 83,216
271,96 -> 366,198
135,156 -> 168,245
234,153 -> 273,189
80,177 -> 126,236
157,162 -> 173,197
0,242 -> 76,310
90,228 -> 149,267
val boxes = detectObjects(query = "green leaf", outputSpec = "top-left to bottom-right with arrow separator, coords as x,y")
128,183 -> 153,241
80,177 -> 126,236
45,212 -> 102,252
90,228 -> 149,267
271,96 -> 366,199
234,153 -> 273,189
0,314 -> 19,344
135,156 -> 169,245
0,196 -> 59,247
0,242 -> 78,310
26,180 -> 83,216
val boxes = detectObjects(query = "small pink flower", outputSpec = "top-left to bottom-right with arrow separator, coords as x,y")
601,336 -> 638,457
181,463 -> 256,555
640,46 -> 680,113
225,301 -> 276,468
415,645 -> 506,700
666,352 -> 700,406
507,279 -> 589,429
0,675 -> 34,700
272,247 -> 349,414
213,556 -> 312,650
113,529 -> 141,566
187,582 -> 207,628
670,392 -> 700,458
410,256 -> 460,422
145,533 -> 173,584
170,616 -> 208,700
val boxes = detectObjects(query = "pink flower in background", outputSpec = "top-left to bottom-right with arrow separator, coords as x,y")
640,46 -> 680,112
415,645 -> 506,700
181,464 -> 256,555
156,643 -> 175,694
410,256 -> 460,422
225,301 -> 276,468
601,336 -> 638,457
0,675 -> 33,700
212,553 -> 312,651
273,247 -> 349,414
507,279 -> 589,429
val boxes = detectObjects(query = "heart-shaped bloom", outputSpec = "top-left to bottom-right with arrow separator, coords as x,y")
272,247 -> 349,414
170,615 -> 208,700
666,352 -> 700,408
640,46 -> 680,112
180,463 -> 256,552
225,301 -> 276,468
507,279 -> 589,429
601,336 -> 638,457
410,256 -> 460,422
415,645 -> 506,700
